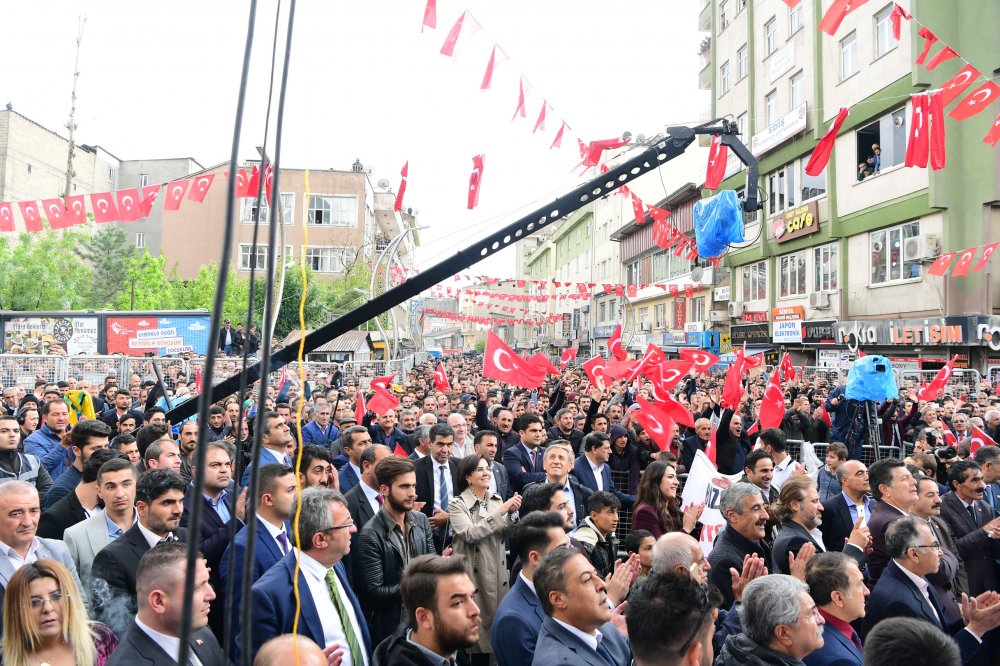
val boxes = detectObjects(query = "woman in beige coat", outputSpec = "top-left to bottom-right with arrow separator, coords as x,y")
448,453 -> 522,663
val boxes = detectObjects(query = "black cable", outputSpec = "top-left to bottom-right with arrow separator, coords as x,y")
223,0 -> 284,658
239,0 -> 297,663
177,1 -> 258,663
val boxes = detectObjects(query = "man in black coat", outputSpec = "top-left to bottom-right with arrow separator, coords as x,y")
708,481 -> 772,609
818,460 -> 871,553
342,443 -> 391,576
937,459 -> 1000,596
413,424 -> 459,553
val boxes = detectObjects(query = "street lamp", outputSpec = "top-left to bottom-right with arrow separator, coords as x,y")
369,224 -> 427,359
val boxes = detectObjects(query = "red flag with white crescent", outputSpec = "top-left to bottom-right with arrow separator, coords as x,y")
468,155 -> 485,210
943,430 -> 957,447
89,193 -> 119,223
40,198 -> 69,230
679,348 -> 720,375
370,375 -> 394,392
941,65 -> 981,106
722,347 -> 746,409
758,371 -> 785,430
163,180 -> 190,212
917,355 -> 958,401
64,195 -> 87,226
970,426 -> 997,455
642,359 -> 694,395
608,324 -> 627,361
393,443 -> 408,457
906,93 -> 929,168
482,331 -> 546,389
246,165 -> 260,197
18,201 -> 42,232
632,397 -> 676,453
560,348 -> 577,369
139,184 -> 161,218
187,174 -> 215,203
527,353 -> 560,376
434,362 -> 451,391
950,248 -> 977,277
705,135 -> 728,189
928,90 -> 946,171
780,353 -> 796,382
582,356 -> 608,391
985,114 -> 1000,147
949,82 -> 1000,122
393,161 -> 408,212
115,188 -> 142,222
625,343 -> 667,383
0,202 -> 13,232
818,0 -> 868,36
927,251 -> 956,276
368,386 -> 399,415
973,242 -> 1000,272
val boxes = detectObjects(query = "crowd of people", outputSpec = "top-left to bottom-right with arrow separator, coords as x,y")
1,350 -> 1000,665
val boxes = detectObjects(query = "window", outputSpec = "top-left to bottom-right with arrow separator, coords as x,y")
639,308 -> 650,328
790,71 -> 804,109
652,251 -> 669,282
655,304 -> 666,328
768,158 -> 826,216
855,107 -> 906,175
608,299 -> 617,319
779,252 -> 807,297
742,261 -> 767,301
840,31 -> 859,79
135,233 -> 145,249
242,193 -> 295,225
765,90 -> 778,126
737,44 -> 748,79
576,228 -> 581,245
870,221 -> 920,285
720,0 -> 730,30
737,112 -> 748,138
814,243 -> 839,292
789,2 -> 804,34
107,167 -> 116,183
238,244 -> 293,270
736,0 -> 747,12
599,302 -> 607,323
765,18 -> 777,55
304,246 -> 355,273
691,297 -> 706,322
720,61 -> 731,94
138,174 -> 149,188
874,4 -> 896,58
307,195 -> 357,226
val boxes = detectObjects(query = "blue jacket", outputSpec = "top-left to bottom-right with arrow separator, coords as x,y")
338,463 -> 361,494
24,424 -> 71,479
240,553 -> 370,664
803,621 -> 862,666
240,448 -> 290,488
300,420 -> 339,448
492,576 -> 547,666
824,386 -> 853,441
531,616 -> 631,666
501,442 -> 546,492
571,455 -> 636,507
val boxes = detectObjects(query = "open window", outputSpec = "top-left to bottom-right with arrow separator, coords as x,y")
856,108 -> 906,177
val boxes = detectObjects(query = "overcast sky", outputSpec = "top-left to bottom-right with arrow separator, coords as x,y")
1,0 -> 706,277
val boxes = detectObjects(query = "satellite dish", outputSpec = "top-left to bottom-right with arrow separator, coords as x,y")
377,179 -> 390,189
691,266 -> 704,282
621,131 -> 633,142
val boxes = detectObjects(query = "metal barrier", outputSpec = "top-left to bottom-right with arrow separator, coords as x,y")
898,368 -> 984,400
791,440 -> 904,471
800,366 -> 849,387
0,354 -> 65,388
610,469 -> 633,543
65,356 -> 126,388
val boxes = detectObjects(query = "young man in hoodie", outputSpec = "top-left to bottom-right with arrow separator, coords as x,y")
571,490 -> 621,578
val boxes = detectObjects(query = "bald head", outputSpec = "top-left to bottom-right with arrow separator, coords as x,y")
652,532 -> 702,575
254,635 -> 326,666
418,412 -> 438,426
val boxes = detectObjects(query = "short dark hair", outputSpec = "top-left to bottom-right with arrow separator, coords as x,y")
428,423 -> 455,442
583,431 -> 611,452
401,554 -> 470,627
511,511 -> 565,563
626,572 -> 719,662
587,490 -> 621,514
112,433 -> 137,451
948,460 -> 981,492
804,551 -> 856,606
209,405 -> 224,417
298,444 -> 332,476
82,448 -> 126,484
533,546 -> 583,616
864,617 -> 960,666
744,449 -> 773,474
375,456 -> 415,489
455,454 -> 484,493
118,412 -> 136,426
826,442 -> 849,461
258,463 -> 295,500
973,445 -> 1000,468
339,425 -> 368,452
143,438 -> 176,465
41,399 -> 66,417
70,418 -> 112,450
135,468 -> 186,506
143,406 -> 166,422
517,414 -> 543,432
473,430 -> 497,447
624,529 -> 654,556
134,423 -> 170,457
136,542 -> 204,597
867,458 -> 906,501
758,428 -> 786,452
519,482 -> 564,518
97,457 -> 137,483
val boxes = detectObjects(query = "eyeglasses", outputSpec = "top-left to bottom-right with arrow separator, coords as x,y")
319,519 -> 355,533
677,584 -> 712,657
27,591 -> 63,609
913,542 -> 942,551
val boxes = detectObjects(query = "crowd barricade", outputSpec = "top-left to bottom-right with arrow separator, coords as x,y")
898,368 -> 984,400
0,354 -> 66,389
799,366 -> 849,387
609,469 -> 633,543
65,356 -> 127,388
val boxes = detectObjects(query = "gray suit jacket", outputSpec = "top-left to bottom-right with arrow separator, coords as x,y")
64,508 -> 114,602
531,616 -> 631,666
0,537 -> 81,634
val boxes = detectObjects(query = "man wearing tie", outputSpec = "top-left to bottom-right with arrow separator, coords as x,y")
414,424 -> 459,553
501,415 -> 547,492
938,460 -> 1000,596
241,411 -> 295,487
524,442 -> 591,528
973,446 -> 1000,515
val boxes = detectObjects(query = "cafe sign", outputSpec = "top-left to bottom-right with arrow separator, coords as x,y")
771,201 -> 820,243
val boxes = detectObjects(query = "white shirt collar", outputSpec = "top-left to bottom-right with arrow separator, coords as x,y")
553,618 -> 601,651
360,479 -> 381,503
135,616 -> 192,664
896,561 -> 931,594
519,571 -> 536,595
587,456 -> 604,474
256,513 -> 285,540
294,549 -> 331,582
349,462 -> 363,480
263,446 -> 286,462
0,537 -> 39,562
137,519 -> 172,549
774,455 -> 793,470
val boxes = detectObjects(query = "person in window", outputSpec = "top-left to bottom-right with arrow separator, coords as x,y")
872,143 -> 881,173
857,162 -> 871,181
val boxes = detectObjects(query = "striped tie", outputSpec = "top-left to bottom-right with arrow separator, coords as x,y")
325,569 -> 363,666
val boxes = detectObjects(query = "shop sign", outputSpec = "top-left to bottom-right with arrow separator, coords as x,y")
773,320 -> 803,344
720,333 -> 734,354
834,317 -> 973,353
975,316 -> 1000,351
771,201 -> 820,243
593,325 -> 618,338
742,311 -> 769,323
730,323 -> 771,345
817,349 -> 847,368
714,286 -> 731,302
769,43 -> 795,82
772,306 -> 806,322
752,102 -> 807,156
3,315 -> 98,355
802,320 -> 837,345
674,297 -> 687,330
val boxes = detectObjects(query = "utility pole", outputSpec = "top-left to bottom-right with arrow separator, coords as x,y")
64,16 -> 86,201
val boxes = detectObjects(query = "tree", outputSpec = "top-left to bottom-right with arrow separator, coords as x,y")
117,251 -> 175,310
77,226 -> 136,306
0,231 -> 92,310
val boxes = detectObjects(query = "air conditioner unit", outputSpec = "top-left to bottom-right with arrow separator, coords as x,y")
808,292 -> 831,310
710,310 -> 728,323
638,322 -> 652,332
903,234 -> 941,262
728,302 -> 745,317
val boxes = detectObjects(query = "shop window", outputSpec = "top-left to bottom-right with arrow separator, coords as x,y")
779,252 -> 807,297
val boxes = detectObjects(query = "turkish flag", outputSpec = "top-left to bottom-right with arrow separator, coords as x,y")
705,135 -> 728,189
512,77 -> 527,121
643,359 -> 694,394
18,201 -> 42,232
818,0 -> 868,36
355,390 -> 367,422
649,205 -> 672,247
582,356 -> 609,391
115,188 -> 142,222
925,46 -> 959,71
819,404 -> 832,427
64,195 -> 87,226
247,164 -> 260,197
626,343 -> 666,383
187,174 -> 215,203
483,331 -> 546,389
890,3 -> 911,40
630,193 -> 646,226
422,0 -> 436,31
949,82 -> 1000,122
928,90 -> 946,171
656,391 -> 695,428
914,27 -> 938,65
393,443 -> 408,457
0,203 -> 13,232
229,169 -> 250,197
550,121 -> 568,150
468,154 -> 485,210
970,426 -> 998,455
759,372 -> 785,430
805,107 -> 849,176
89,193 -> 119,223
905,93 -> 929,168
679,348 -> 720,375
370,375 -> 395,392
984,114 -> 1000,147
163,180 -> 189,211
481,45 -> 504,90
604,357 -> 640,381
950,247 -> 977,277
533,101 -> 549,134
608,324 -> 627,360
632,397 -> 676,453
781,0 -> 801,6
440,11 -> 467,56
139,184 -> 161,218
705,424 -> 718,465
527,353 -> 560,376
559,348 -> 578,369
780,353 -> 796,382
917,355 -> 957,401
744,352 -> 764,369
580,137 -> 631,168
927,251 -> 956,276
722,351 -> 745,408
263,163 -> 274,206
973,242 -> 1000,272
941,65 -> 981,106
943,430 -> 958,447
368,386 -> 399,415
40,199 -> 68,229
433,362 -> 451,391
394,161 -> 408,212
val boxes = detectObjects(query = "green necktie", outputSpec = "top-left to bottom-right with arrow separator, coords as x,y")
325,568 -> 364,666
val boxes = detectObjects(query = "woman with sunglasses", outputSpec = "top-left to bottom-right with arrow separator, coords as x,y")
2,559 -> 118,666
449,454 -> 522,666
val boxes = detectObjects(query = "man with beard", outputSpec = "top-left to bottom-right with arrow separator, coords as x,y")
355,456 -> 436,646
771,476 -> 868,576
375,554 -> 482,666
205,405 -> 230,442
910,475 -> 967,625
0,412 -> 52,496
709,482 -> 773,609
240,411 -> 294,487
99,387 -> 143,430
627,571 -> 721,666
298,444 -> 337,489
176,420 -> 198,471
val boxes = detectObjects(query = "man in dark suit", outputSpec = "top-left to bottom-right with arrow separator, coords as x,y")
337,425 -> 373,493
571,431 -> 635,508
803,552 -> 867,666
91,469 -> 188,638
818,460 -> 872,553
911,475 -> 969,625
708,482 -> 772,609
414,423 -> 459,552
99,388 -> 144,432
865,458 -> 917,584
492,511 -> 570,666
473,430 -> 510,500
37,448 -> 121,539
771,476 -> 868,575
106,543 -> 224,666
531,547 -> 631,665
863,516 -> 1000,664
342,444 -> 391,575
501,413 -> 547,492
938,459 -> 1000,596
240,487 -> 371,665
524,443 -> 591,528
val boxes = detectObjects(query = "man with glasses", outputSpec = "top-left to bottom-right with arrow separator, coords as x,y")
863,516 -> 1000,663
716,575 -> 825,665
241,487 -> 371,666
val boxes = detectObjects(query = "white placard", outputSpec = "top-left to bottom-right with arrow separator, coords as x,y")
714,286 -> 731,302
769,43 -> 795,83
681,450 -> 744,556
752,102 -> 808,156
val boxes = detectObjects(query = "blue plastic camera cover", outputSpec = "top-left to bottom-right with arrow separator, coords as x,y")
693,190 -> 745,258
845,355 -> 899,402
